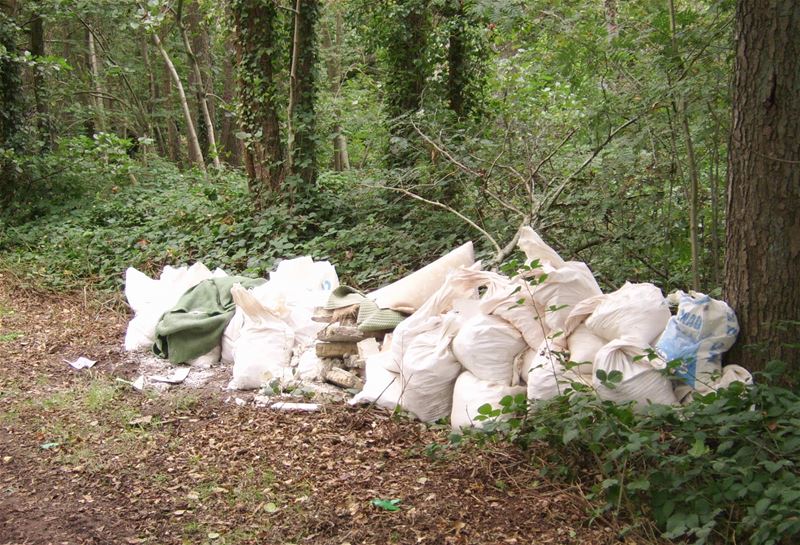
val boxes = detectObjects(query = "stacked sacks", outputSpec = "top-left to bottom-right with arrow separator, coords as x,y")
586,283 -> 677,410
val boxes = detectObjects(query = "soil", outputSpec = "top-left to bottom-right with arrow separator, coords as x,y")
0,271 -> 640,545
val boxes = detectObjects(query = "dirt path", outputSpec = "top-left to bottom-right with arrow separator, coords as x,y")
0,272 -> 626,545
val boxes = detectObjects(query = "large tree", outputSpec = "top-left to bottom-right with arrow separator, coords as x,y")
724,0 -> 800,378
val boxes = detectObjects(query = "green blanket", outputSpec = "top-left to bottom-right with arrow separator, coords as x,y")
153,276 -> 265,364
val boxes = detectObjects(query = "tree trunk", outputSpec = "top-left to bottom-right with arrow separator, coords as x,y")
232,0 -> 285,204
153,31 -> 205,172
668,0 -> 701,291
141,35 -> 167,157
0,0 -> 22,200
724,0 -> 800,379
30,11 -> 51,147
322,8 -> 349,171
219,51 -> 241,166
179,15 -> 220,168
86,27 -> 105,132
288,0 -> 319,188
163,68 -> 182,165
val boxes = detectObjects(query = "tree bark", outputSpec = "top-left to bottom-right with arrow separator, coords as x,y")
86,27 -> 106,132
446,1 -> 466,118
163,67 -> 182,165
288,0 -> 319,187
232,0 -> 285,204
141,35 -> 167,157
321,8 -> 349,171
179,14 -> 220,168
724,0 -> 800,378
30,11 -> 51,146
153,31 -> 206,172
219,50 -> 241,166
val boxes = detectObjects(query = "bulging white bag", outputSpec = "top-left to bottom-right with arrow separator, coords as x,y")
655,291 -> 739,393
524,339 -> 590,400
349,352 -> 403,411
450,371 -> 526,431
123,262 -> 214,351
220,306 -> 244,365
517,227 -> 565,269
479,274 -> 549,351
452,314 -> 526,385
566,323 -> 607,374
532,262 -> 602,332
228,284 -> 295,390
585,283 -> 670,345
397,314 -> 462,422
593,338 -> 677,410
369,242 -> 475,313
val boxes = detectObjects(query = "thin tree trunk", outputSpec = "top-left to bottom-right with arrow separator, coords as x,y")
286,0 -> 302,173
86,28 -> 105,132
322,6 -> 349,171
30,11 -> 51,146
446,1 -> 466,117
179,19 -> 220,168
163,68 -> 182,165
141,35 -> 166,157
153,31 -> 205,171
724,0 -> 800,377
219,51 -> 241,166
668,0 -> 700,290
709,107 -> 721,288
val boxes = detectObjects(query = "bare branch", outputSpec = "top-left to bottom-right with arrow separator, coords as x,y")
367,183 -> 502,255
411,120 -> 483,178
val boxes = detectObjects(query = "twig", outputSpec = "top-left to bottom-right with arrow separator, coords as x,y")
368,183 -> 502,255
538,114 -> 641,216
411,120 -> 483,179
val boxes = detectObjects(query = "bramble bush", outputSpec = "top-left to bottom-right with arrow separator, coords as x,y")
462,361 -> 800,545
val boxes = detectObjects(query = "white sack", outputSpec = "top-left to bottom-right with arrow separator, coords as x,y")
123,262 -> 214,351
269,256 -> 339,294
532,262 -> 602,332
451,371 -> 526,431
228,284 -> 295,390
397,314 -> 462,422
452,314 -> 526,384
369,241 -> 475,313
675,364 -> 753,404
220,306 -> 244,365
593,338 -> 677,410
566,323 -> 607,374
479,274 -> 549,351
524,339 -> 590,400
295,342 -> 327,381
349,352 -> 403,411
188,345 -> 221,368
655,291 -> 739,393
517,226 -> 565,269
585,283 -> 670,345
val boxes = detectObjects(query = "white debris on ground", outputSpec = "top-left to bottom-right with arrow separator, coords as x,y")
120,228 -> 750,423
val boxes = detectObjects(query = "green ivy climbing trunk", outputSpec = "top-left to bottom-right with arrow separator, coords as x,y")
232,0 -> 285,206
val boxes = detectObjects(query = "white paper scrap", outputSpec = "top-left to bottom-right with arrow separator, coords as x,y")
65,357 -> 96,370
150,366 -> 191,384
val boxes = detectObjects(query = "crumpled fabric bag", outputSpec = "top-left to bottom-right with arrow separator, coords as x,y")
450,371 -> 526,431
593,338 -> 677,411
655,291 -> 739,393
585,283 -> 670,345
228,283 -> 295,390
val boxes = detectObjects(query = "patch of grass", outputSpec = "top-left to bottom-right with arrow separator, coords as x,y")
0,332 -> 22,342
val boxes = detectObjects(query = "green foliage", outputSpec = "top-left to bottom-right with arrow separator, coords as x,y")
0,154 -> 474,291
466,363 -> 800,545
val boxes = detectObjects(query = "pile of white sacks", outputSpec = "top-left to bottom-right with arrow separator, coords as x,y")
123,257 -> 339,390
122,227 -> 749,428
350,227 -> 750,430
